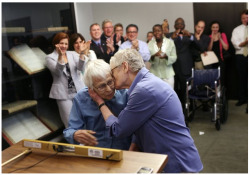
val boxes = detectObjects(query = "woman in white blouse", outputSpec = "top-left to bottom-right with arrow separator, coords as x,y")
69,33 -> 97,79
148,24 -> 177,88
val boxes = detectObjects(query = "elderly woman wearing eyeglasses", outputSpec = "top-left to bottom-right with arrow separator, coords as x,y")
63,59 -> 131,149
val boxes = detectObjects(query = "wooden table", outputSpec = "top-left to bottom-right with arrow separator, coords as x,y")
2,142 -> 168,173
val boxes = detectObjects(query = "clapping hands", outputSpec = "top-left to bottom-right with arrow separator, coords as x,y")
131,39 -> 139,50
106,36 -> 115,54
55,44 -> 64,56
80,40 -> 91,55
211,31 -> 221,41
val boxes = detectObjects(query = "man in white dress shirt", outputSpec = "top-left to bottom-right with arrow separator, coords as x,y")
119,24 -> 150,65
231,9 -> 248,106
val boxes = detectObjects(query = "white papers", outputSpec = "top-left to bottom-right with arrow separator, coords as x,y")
201,51 -> 219,66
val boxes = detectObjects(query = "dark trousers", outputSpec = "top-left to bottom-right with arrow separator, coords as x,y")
236,54 -> 248,102
174,73 -> 190,110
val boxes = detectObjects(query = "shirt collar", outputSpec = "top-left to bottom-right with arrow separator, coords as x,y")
127,67 -> 149,96
93,40 -> 101,45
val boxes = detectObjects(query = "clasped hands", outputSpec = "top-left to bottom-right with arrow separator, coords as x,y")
155,50 -> 167,59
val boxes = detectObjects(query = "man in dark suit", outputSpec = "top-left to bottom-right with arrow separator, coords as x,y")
89,23 -> 114,63
169,18 -> 194,109
101,19 -> 124,54
192,20 -> 210,70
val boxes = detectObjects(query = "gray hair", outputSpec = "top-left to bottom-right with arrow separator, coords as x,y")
110,48 -> 145,72
102,19 -> 113,28
83,59 -> 111,89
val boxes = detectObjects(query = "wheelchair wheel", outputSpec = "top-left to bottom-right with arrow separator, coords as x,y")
220,87 -> 228,124
215,118 -> 221,130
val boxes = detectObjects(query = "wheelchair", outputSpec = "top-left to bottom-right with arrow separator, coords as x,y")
185,67 -> 228,130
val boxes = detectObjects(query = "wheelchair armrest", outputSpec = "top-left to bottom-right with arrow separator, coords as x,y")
186,77 -> 193,85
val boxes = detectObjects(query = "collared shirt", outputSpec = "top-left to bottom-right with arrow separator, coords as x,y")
119,40 -> 150,62
63,87 -> 131,150
231,24 -> 248,55
106,67 -> 203,173
148,37 -> 177,79
93,39 -> 101,46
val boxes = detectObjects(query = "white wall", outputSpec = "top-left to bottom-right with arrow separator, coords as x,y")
75,2 -> 194,42
74,3 -> 94,41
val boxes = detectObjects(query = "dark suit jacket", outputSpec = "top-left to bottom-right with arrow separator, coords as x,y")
101,33 -> 124,54
90,39 -> 111,63
170,32 -> 194,76
192,34 -> 211,62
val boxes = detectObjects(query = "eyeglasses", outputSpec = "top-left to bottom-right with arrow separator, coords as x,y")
94,79 -> 114,92
111,64 -> 122,75
127,31 -> 137,34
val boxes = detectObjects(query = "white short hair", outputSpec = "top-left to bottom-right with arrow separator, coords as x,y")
110,48 -> 145,72
83,59 -> 111,89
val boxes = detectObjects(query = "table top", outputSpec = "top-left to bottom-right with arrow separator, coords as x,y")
2,141 -> 168,173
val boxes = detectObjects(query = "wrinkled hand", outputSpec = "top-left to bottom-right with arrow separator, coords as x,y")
74,130 -> 98,146
88,88 -> 104,105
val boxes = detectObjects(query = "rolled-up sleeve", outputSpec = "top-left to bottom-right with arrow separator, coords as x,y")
231,28 -> 242,50
63,97 -> 85,144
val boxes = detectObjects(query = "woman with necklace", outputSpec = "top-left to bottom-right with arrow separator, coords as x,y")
46,32 -> 86,127
148,24 -> 177,88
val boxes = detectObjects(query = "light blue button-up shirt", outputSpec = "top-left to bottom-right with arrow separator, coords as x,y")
119,40 -> 150,62
106,67 -> 203,173
63,87 -> 131,150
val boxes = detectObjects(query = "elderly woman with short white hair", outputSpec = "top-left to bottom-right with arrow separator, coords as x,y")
63,59 -> 131,149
